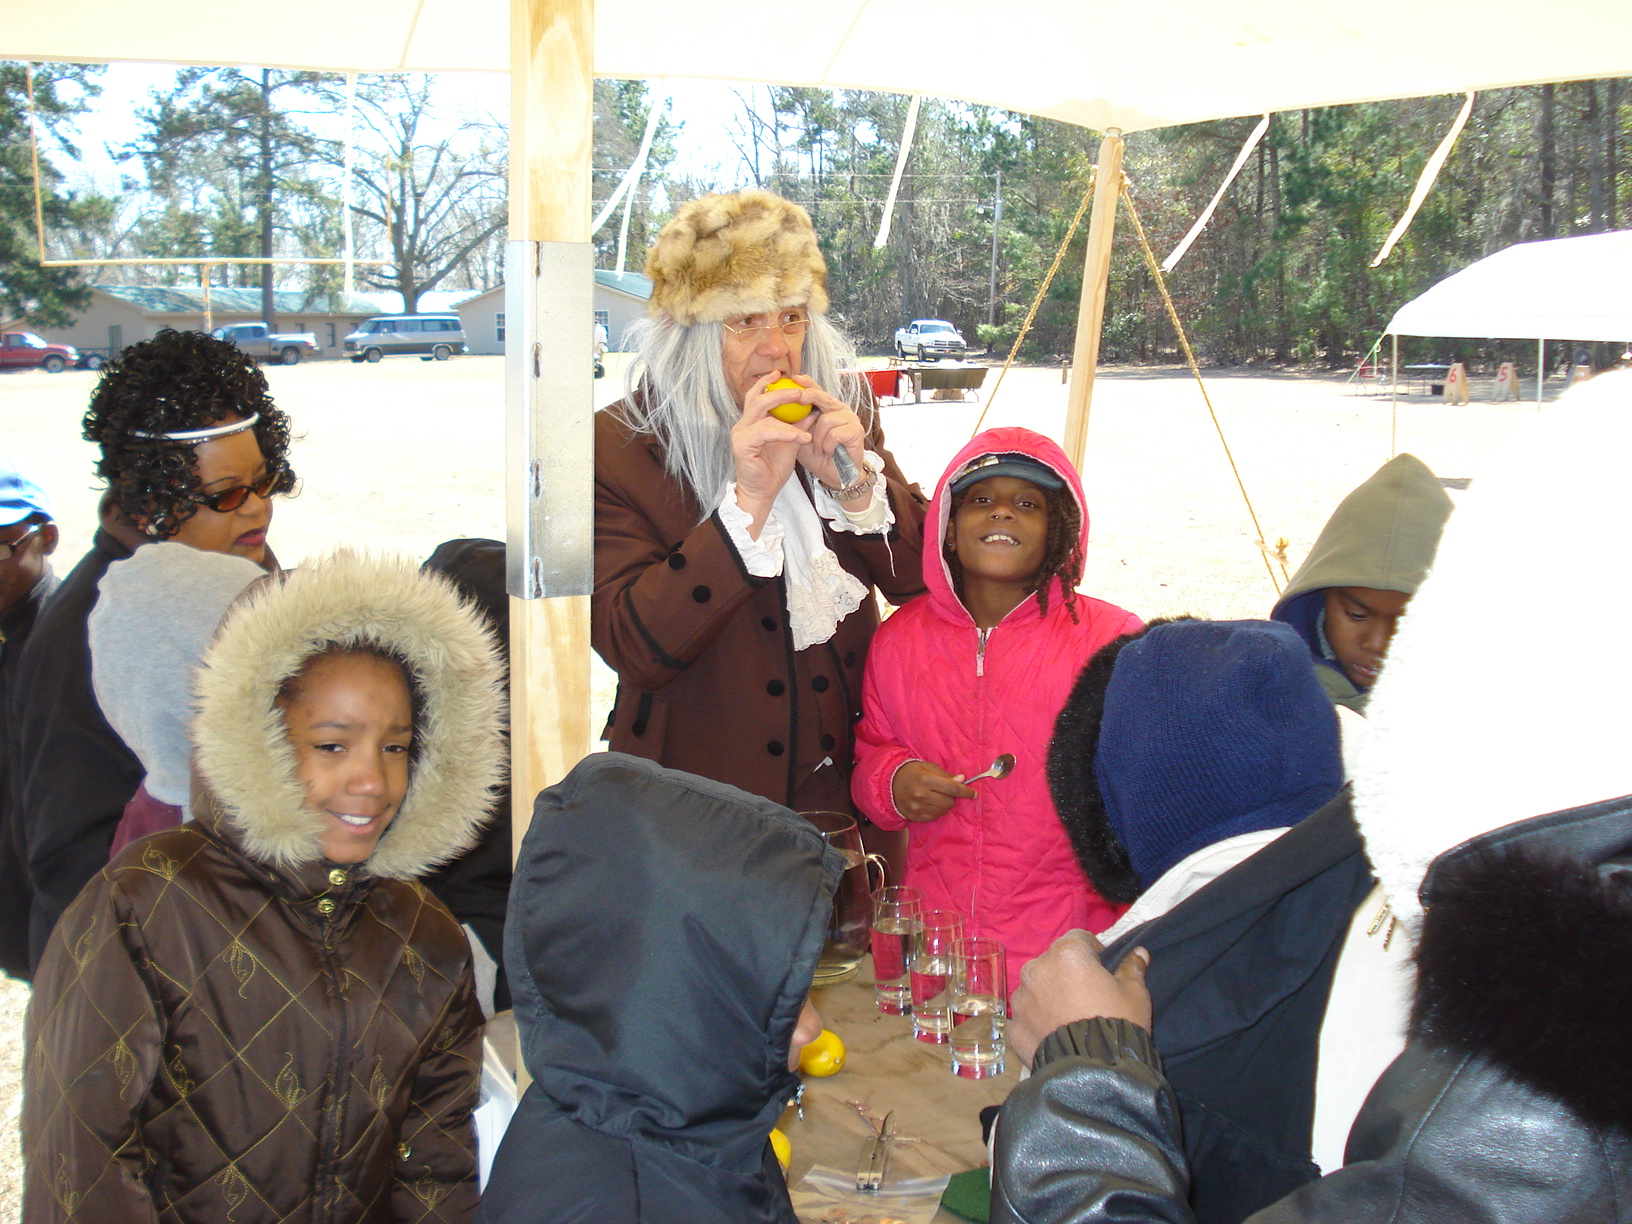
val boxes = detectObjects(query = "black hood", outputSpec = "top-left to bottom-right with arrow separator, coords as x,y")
493,752 -> 842,1222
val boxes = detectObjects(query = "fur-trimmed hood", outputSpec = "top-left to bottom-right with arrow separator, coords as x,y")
192,550 -> 506,879
1356,372 -> 1632,934
645,190 -> 829,326
1411,793 -> 1632,1133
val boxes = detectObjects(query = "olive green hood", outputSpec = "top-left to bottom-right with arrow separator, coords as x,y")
1272,454 -> 1454,709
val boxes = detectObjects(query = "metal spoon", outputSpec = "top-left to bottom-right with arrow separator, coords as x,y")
964,753 -> 1016,784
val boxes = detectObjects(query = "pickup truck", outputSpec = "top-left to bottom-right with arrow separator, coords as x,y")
211,322 -> 321,365
0,331 -> 82,373
893,319 -> 967,361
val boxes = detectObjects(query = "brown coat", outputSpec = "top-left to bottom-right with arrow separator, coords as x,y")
22,553 -> 507,1224
23,810 -> 483,1224
593,404 -> 927,812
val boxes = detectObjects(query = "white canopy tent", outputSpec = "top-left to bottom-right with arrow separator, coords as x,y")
7,1 -> 1632,842
8,0 -> 1632,134
1388,230 -> 1632,343
1387,230 -> 1632,402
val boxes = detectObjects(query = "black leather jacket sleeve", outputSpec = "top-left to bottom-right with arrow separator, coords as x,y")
992,1020 -> 1632,1224
991,1018 -> 1195,1224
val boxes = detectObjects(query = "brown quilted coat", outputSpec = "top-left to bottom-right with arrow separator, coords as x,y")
21,553 -> 506,1224
593,402 -> 928,814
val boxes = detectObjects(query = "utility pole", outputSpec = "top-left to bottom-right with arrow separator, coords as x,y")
987,169 -> 1003,327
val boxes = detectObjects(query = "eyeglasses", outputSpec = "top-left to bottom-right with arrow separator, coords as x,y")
0,524 -> 41,562
189,470 -> 290,514
721,313 -> 812,341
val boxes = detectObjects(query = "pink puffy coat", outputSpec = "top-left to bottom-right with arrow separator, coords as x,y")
851,427 -> 1141,972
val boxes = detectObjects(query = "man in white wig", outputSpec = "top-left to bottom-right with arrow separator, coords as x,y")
593,190 -> 928,816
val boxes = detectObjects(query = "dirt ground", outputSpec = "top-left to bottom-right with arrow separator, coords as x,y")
0,353 -> 1547,1216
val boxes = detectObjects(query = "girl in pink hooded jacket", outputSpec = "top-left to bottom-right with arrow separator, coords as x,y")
852,427 -> 1140,972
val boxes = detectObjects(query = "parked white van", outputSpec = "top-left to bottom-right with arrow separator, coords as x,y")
343,314 -> 469,362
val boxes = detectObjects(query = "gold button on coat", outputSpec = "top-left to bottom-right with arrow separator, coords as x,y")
316,898 -> 336,916
328,868 -> 348,886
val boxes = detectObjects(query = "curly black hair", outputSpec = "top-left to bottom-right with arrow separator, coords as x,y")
946,482 -> 1086,620
82,329 -> 296,538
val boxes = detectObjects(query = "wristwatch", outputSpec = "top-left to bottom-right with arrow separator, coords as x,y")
820,462 -> 877,501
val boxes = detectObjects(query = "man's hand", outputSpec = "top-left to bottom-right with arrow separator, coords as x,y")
891,760 -> 977,823
779,375 -> 867,499
1008,930 -> 1152,1067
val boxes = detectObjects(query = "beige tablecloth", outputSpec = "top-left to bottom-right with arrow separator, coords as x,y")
781,967 -> 1019,1221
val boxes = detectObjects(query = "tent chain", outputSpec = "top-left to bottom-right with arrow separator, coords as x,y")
971,169 -> 1097,435
1119,179 -> 1288,594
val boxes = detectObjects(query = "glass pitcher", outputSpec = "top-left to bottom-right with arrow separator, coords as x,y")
801,811 -> 888,987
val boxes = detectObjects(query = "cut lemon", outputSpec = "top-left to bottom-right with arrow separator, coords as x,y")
769,1126 -> 792,1170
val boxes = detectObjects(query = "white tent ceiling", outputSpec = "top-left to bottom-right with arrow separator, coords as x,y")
1387,231 -> 1632,343
6,0 -> 1632,133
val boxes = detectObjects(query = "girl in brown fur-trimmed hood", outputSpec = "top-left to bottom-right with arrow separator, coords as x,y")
23,551 -> 506,1224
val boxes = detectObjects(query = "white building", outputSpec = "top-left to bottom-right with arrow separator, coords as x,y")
454,270 -> 653,357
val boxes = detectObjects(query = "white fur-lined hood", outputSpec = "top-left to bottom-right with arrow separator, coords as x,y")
192,550 -> 506,879
1355,371 -> 1632,934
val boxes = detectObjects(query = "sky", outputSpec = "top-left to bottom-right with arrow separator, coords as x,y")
54,62 -> 768,194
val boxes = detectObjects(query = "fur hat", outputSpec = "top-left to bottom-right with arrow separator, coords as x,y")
645,190 -> 829,326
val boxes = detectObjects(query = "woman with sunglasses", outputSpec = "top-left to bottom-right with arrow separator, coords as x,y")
5,328 -> 296,972
595,190 -> 928,824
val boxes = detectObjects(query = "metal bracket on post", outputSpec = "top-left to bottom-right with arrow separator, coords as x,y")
505,239 -> 596,600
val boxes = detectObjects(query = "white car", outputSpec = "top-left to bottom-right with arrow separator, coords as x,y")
894,319 -> 967,361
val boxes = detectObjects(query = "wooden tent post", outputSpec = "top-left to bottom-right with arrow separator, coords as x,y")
1062,129 -> 1124,470
506,0 -> 596,865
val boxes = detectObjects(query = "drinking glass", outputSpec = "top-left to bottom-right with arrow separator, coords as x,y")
800,812 -> 887,987
948,937 -> 1008,1078
869,885 -> 923,1014
909,909 -> 966,1044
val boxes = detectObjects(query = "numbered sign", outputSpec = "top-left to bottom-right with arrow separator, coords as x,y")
1494,362 -> 1519,400
1443,362 -> 1470,404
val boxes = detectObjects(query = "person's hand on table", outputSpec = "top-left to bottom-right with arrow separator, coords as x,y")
892,760 -> 977,823
733,371 -> 815,536
1008,930 -> 1152,1067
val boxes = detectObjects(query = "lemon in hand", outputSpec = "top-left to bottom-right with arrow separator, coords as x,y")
768,1126 -> 792,1171
765,378 -> 814,423
797,1028 -> 846,1077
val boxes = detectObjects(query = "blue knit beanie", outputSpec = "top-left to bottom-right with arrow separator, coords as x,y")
1096,618 -> 1343,889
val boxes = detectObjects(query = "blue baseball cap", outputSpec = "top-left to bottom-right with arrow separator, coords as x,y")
0,462 -> 54,528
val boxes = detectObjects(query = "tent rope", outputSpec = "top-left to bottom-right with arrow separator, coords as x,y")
1119,179 -> 1288,594
971,169 -> 1096,434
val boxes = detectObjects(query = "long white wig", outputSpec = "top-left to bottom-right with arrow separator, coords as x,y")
615,313 -> 867,519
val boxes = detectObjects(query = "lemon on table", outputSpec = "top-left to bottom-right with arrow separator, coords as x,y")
765,378 -> 814,423
768,1126 -> 792,1170
798,1028 -> 846,1077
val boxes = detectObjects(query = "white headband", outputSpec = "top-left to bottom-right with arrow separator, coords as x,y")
129,413 -> 260,443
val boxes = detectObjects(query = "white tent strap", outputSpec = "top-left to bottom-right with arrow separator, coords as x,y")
1162,113 -> 1269,272
874,93 -> 922,249
593,85 -> 667,239
343,71 -> 356,295
1372,92 -> 1475,267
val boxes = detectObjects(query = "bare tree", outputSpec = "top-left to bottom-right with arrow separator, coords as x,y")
335,75 -> 506,313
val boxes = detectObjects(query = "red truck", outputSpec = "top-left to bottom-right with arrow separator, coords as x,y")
0,331 -> 89,373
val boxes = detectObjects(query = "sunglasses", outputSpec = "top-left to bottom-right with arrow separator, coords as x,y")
189,470 -> 290,514
0,523 -> 41,562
